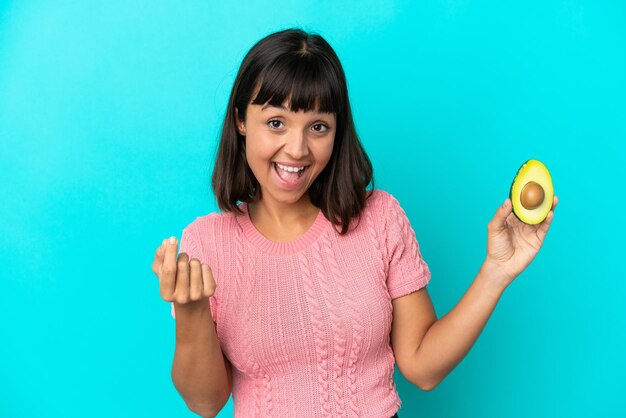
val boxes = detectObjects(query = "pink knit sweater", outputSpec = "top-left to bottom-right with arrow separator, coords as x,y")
171,189 -> 431,417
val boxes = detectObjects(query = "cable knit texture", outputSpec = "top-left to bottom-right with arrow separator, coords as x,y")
171,189 -> 431,417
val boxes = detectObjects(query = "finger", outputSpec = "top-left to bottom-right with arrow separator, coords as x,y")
537,209 -> 555,240
173,252 -> 190,303
488,198 -> 512,233
552,195 -> 559,211
151,241 -> 166,275
160,237 -> 178,300
202,264 -> 216,298
189,258 -> 203,301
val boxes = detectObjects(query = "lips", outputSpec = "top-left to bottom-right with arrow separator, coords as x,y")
273,161 -> 311,169
272,162 -> 308,189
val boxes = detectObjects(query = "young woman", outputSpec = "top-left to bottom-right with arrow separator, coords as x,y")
152,28 -> 558,418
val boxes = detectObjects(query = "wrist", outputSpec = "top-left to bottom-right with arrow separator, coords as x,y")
478,259 -> 511,295
174,298 -> 212,317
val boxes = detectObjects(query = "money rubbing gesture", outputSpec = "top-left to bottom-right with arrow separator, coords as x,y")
152,237 -> 215,309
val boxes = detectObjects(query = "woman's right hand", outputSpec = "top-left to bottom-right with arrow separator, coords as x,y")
152,236 -> 216,309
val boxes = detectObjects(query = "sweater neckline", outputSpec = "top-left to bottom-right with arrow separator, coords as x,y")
236,201 -> 330,255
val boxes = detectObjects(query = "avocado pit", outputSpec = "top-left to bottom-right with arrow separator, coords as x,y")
520,181 -> 545,210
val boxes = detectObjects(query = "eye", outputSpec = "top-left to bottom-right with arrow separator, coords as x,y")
267,119 -> 284,129
312,123 -> 329,133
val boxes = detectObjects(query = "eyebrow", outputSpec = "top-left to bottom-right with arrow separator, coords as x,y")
261,104 -> 287,111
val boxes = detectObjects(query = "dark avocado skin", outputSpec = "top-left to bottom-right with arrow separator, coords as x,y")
509,159 -> 531,223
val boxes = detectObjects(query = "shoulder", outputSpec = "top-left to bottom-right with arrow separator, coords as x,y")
184,211 -> 222,235
364,188 -> 397,214
183,209 -> 242,245
358,189 -> 399,236
181,210 -> 241,265
363,189 -> 415,240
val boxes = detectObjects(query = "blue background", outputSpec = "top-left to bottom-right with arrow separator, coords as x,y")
1,0 -> 624,416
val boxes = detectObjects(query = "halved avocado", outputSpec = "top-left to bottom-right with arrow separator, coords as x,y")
509,159 -> 554,225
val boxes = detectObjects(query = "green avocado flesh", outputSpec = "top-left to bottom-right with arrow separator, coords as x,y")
509,159 -> 554,225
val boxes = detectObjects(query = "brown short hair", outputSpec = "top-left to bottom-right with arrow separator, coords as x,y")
211,28 -> 375,235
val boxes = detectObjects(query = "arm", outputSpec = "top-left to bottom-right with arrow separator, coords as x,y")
397,196 -> 558,391
171,299 -> 232,417
409,261 -> 505,391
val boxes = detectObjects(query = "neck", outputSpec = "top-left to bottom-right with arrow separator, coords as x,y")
248,194 -> 318,228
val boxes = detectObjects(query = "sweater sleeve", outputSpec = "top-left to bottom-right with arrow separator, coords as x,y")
383,193 -> 431,300
170,223 -> 218,327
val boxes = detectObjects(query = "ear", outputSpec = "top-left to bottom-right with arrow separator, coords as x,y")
235,107 -> 246,136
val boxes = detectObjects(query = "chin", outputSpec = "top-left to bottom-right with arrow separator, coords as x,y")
265,187 -> 311,204
277,191 -> 307,202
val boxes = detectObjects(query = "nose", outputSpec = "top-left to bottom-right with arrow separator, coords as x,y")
283,130 -> 310,160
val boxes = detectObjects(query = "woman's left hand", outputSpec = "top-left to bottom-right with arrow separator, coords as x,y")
484,195 -> 559,288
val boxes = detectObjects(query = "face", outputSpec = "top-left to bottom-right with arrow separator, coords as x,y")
236,99 -> 336,206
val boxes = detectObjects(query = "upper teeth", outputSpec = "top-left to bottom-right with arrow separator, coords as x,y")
275,162 -> 305,172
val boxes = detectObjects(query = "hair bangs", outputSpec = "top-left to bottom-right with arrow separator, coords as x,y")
251,53 -> 340,115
